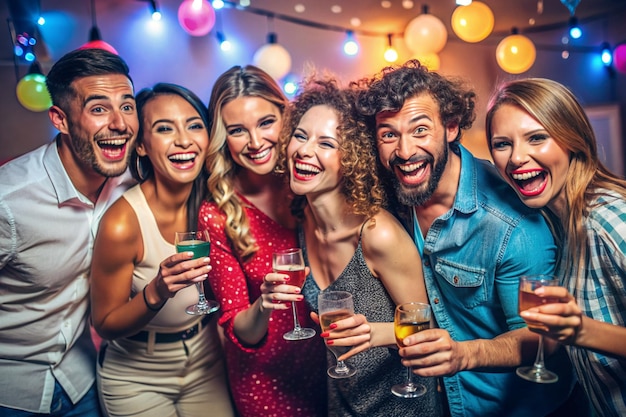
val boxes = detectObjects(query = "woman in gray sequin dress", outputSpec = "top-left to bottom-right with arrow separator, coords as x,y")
276,75 -> 446,417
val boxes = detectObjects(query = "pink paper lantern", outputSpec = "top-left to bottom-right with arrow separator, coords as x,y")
178,0 -> 216,37
79,40 -> 118,55
614,44 -> 626,74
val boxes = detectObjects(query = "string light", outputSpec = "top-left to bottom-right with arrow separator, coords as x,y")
569,16 -> 582,39
601,42 -> 612,66
343,31 -> 359,56
384,34 -> 398,62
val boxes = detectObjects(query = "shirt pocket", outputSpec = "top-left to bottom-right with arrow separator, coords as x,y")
434,259 -> 487,308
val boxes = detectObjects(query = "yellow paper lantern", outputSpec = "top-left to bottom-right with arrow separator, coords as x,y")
404,14 -> 447,55
413,52 -> 440,71
496,34 -> 536,74
451,1 -> 494,43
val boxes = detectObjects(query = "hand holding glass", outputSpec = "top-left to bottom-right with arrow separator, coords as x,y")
391,302 -> 430,398
273,248 -> 315,341
516,274 -> 559,383
317,290 -> 357,378
175,231 -> 220,315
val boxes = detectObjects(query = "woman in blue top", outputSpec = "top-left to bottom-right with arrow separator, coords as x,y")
487,77 -> 626,417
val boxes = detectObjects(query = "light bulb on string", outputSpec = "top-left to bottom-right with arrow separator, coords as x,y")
343,31 -> 359,56
384,34 -> 398,62
569,16 -> 581,39
149,0 -> 161,21
601,43 -> 612,67
216,32 -> 232,51
16,61 -> 52,112
253,32 -> 292,80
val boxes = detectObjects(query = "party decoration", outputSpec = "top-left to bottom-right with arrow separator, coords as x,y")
253,33 -> 292,80
404,12 -> 447,55
79,39 -> 118,55
451,1 -> 495,43
178,0 -> 216,37
16,73 -> 52,112
614,43 -> 626,74
560,0 -> 580,15
413,52 -> 440,71
496,34 -> 536,74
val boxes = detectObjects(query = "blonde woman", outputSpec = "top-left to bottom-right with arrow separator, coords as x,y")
198,65 -> 327,417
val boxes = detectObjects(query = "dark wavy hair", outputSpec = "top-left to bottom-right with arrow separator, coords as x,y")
277,74 -> 385,220
353,59 -> 476,146
46,48 -> 133,114
130,83 -> 209,231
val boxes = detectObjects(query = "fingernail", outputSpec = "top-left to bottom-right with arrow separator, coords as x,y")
284,276 -> 290,281
326,340 -> 334,345
294,288 -> 301,293
320,332 -> 329,338
329,323 -> 337,329
297,296 -> 304,301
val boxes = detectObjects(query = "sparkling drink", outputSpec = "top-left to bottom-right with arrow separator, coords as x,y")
395,321 -> 430,347
176,240 -> 211,259
320,309 -> 353,358
273,266 -> 306,288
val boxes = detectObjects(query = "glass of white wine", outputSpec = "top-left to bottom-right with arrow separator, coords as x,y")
175,230 -> 220,315
318,290 -> 357,378
391,302 -> 431,398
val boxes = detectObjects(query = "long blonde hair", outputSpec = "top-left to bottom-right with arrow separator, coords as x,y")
486,78 -> 626,277
206,65 -> 288,259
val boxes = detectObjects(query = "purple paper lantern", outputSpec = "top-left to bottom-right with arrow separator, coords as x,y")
178,0 -> 216,37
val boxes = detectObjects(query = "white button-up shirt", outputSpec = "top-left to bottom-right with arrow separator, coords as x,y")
0,138 -> 134,413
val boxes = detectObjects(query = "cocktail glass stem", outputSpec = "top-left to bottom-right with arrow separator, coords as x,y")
195,282 -> 208,310
291,302 -> 303,332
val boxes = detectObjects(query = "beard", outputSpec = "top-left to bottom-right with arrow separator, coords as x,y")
390,133 -> 449,207
68,121 -> 130,178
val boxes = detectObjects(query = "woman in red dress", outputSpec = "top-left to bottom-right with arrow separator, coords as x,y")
198,65 -> 327,417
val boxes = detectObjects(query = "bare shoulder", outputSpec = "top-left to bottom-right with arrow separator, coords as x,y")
362,209 -> 415,256
96,196 -> 140,248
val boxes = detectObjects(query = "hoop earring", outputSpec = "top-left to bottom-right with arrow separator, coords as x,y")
136,156 -> 147,182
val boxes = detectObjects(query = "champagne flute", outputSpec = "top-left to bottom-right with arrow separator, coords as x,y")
318,290 -> 357,378
175,231 -> 220,315
391,302 -> 430,398
516,274 -> 559,384
273,248 -> 316,341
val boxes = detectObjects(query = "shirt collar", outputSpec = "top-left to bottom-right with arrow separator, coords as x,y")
452,145 -> 479,214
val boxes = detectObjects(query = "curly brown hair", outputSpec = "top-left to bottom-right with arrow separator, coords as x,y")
353,59 -> 476,145
276,75 -> 386,220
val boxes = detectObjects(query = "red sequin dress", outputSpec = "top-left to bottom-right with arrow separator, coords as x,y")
198,194 -> 327,417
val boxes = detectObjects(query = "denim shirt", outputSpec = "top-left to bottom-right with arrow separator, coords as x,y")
413,146 -> 574,417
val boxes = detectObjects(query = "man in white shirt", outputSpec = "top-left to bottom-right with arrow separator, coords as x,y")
0,48 -> 138,416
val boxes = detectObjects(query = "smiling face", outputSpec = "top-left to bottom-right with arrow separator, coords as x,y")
221,96 -> 282,176
489,103 -> 570,213
375,94 -> 457,206
136,94 -> 208,186
60,74 -> 138,178
287,105 -> 342,198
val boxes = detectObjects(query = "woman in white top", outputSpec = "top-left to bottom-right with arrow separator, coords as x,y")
90,83 -> 234,417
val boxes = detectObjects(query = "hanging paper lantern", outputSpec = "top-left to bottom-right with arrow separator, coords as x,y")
253,34 -> 292,80
404,13 -> 447,55
614,43 -> 626,74
451,1 -> 494,43
496,34 -> 536,74
178,0 -> 216,37
16,73 -> 52,112
413,52 -> 440,71
79,40 -> 118,55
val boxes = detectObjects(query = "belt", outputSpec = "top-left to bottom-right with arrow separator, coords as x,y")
127,315 -> 211,344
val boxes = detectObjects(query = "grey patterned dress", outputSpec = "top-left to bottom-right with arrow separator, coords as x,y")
300,226 -> 445,417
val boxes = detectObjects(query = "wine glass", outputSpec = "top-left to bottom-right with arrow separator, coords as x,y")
391,302 -> 431,398
317,290 -> 357,378
516,274 -> 559,384
273,248 -> 316,341
175,230 -> 220,315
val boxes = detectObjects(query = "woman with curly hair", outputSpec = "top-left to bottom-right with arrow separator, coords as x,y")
277,75 -> 445,416
197,65 -> 326,417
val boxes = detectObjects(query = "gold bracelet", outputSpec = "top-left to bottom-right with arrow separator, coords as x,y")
142,286 -> 165,312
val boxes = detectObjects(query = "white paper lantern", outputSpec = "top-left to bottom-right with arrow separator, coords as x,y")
253,34 -> 292,80
404,13 -> 448,55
